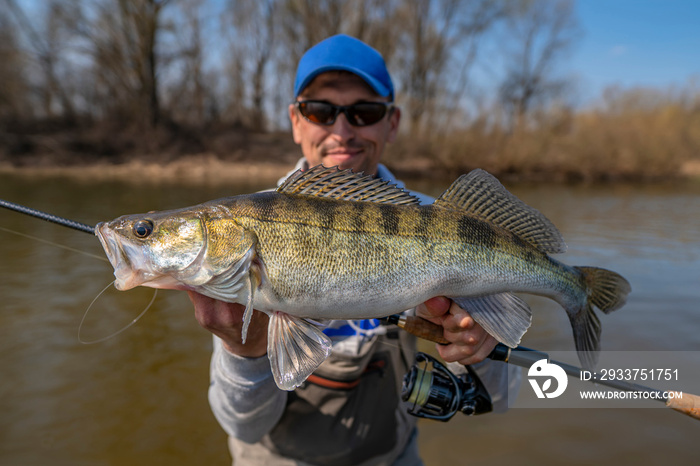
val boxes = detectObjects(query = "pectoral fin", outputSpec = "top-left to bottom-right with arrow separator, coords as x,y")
452,293 -> 532,348
198,247 -> 255,302
240,274 -> 255,344
267,311 -> 332,391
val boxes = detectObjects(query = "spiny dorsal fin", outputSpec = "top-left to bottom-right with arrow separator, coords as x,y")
278,165 -> 420,205
435,169 -> 567,254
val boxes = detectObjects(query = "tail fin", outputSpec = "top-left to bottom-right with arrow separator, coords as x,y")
570,267 -> 632,369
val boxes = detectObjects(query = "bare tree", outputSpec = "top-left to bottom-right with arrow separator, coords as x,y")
277,0 -> 344,55
391,0 -> 506,134
0,8 -> 30,120
89,0 -> 171,127
222,0 -> 279,130
498,0 -> 581,131
437,0 -> 507,129
160,0 -> 210,126
4,0 -> 83,120
393,0 -> 455,133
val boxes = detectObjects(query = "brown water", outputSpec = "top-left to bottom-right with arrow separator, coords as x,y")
1,174 -> 698,465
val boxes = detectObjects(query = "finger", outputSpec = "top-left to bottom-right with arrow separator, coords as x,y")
436,334 -> 498,365
462,335 -> 498,364
415,296 -> 452,320
443,325 -> 484,346
442,308 -> 476,332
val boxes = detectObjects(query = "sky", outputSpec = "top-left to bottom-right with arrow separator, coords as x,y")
572,0 -> 700,99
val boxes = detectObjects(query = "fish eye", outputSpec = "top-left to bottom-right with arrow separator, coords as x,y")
133,220 -> 154,238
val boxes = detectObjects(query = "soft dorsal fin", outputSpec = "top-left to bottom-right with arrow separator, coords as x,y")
278,165 -> 420,205
435,169 -> 567,254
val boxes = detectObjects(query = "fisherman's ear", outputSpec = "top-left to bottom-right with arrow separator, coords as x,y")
386,106 -> 401,143
289,103 -> 303,145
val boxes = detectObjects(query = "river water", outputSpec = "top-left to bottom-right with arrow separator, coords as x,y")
0,173 -> 698,465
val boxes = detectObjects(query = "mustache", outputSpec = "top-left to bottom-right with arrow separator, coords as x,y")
320,141 -> 365,155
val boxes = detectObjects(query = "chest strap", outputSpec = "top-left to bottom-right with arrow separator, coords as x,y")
306,359 -> 386,390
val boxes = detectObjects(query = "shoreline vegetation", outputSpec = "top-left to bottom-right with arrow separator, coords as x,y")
3,107 -> 700,185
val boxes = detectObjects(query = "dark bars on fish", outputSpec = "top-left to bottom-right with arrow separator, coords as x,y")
0,199 -> 95,234
385,314 -> 700,421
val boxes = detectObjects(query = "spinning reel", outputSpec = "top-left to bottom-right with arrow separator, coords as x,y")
401,352 -> 492,421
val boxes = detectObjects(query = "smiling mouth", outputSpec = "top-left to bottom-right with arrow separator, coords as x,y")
327,150 -> 358,156
324,148 -> 364,161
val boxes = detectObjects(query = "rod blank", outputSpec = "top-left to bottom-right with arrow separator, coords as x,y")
0,199 -> 95,234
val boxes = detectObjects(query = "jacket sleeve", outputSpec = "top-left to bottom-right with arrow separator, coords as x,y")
208,336 -> 288,443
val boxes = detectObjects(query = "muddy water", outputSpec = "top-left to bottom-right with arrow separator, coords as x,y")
1,173 -> 698,465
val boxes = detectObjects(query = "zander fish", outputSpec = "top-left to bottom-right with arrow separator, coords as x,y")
96,166 -> 631,390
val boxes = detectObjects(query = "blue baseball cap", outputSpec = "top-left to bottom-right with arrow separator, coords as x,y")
294,34 -> 394,100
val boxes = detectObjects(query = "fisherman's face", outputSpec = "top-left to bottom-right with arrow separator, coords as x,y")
289,71 -> 400,176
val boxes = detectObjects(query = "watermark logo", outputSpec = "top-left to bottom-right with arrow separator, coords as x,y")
528,359 -> 568,399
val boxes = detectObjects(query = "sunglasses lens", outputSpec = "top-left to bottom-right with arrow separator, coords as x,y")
297,101 -> 390,126
298,101 -> 337,125
346,103 -> 388,126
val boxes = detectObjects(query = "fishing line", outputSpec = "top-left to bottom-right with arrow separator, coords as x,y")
1,200 -> 157,343
78,281 -> 158,344
1,199 -> 103,259
0,225 -> 108,262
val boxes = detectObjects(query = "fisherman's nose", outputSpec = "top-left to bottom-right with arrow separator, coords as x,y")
329,112 -> 356,142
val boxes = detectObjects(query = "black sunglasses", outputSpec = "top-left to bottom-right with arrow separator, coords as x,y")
295,100 -> 393,127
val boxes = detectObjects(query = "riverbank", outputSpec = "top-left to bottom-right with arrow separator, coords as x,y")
3,153 -> 700,186
0,155 -> 293,186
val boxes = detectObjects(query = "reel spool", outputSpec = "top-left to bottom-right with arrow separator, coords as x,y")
401,352 -> 493,421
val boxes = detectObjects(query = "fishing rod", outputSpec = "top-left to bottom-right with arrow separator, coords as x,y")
383,314 -> 700,421
0,199 -> 95,234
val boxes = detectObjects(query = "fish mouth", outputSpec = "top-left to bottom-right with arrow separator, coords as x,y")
95,223 -> 152,290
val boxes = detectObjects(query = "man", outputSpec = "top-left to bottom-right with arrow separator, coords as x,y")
190,34 -> 517,465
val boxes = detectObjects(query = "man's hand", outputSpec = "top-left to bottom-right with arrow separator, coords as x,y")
415,296 -> 497,365
188,291 -> 269,358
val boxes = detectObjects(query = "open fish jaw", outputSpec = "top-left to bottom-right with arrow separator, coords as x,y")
95,223 -> 164,290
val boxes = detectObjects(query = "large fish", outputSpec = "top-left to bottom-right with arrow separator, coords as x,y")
96,166 -> 631,390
